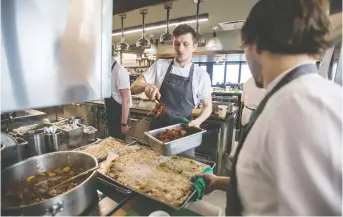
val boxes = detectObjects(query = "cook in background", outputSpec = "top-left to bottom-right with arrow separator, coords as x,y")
131,24 -> 212,157
198,0 -> 342,215
241,76 -> 266,126
104,45 -> 132,140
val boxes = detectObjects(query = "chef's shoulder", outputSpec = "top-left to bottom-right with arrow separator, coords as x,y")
193,64 -> 211,84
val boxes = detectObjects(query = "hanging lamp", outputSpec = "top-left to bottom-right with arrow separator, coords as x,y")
136,9 -> 151,50
194,0 -> 206,46
160,3 -> 173,45
206,26 -> 223,51
115,14 -> 129,52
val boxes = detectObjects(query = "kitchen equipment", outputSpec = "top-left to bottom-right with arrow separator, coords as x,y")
144,124 -> 206,156
218,105 -> 228,118
59,124 -> 84,148
1,151 -> 98,216
24,129 -> 47,157
97,143 -> 215,210
136,9 -> 151,50
44,130 -> 62,152
160,3 -> 173,45
68,117 -> 83,125
42,165 -> 100,196
115,14 -> 129,52
83,126 -> 98,143
1,132 -> 29,168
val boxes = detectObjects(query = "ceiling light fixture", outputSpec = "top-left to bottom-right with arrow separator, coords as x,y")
160,2 -> 173,45
112,14 -> 209,36
136,9 -> 151,50
144,34 -> 158,55
115,14 -> 129,52
194,0 -> 206,47
205,26 -> 223,51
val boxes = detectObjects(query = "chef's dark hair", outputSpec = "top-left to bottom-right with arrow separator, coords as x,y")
173,24 -> 197,43
241,0 -> 331,55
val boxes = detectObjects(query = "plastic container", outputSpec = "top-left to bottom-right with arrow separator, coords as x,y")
218,105 -> 228,118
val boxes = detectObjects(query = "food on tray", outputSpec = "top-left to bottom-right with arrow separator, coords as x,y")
2,166 -> 89,207
149,103 -> 166,118
79,138 -> 125,159
105,146 -> 207,207
157,129 -> 187,143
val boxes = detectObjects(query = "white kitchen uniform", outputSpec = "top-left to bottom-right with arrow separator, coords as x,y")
111,62 -> 132,107
143,59 -> 212,106
241,77 -> 266,126
236,63 -> 342,215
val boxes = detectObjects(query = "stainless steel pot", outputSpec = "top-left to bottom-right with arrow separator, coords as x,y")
44,130 -> 61,152
24,129 -> 47,157
1,132 -> 29,168
1,151 -> 98,216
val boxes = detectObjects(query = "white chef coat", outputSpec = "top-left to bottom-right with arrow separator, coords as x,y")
111,61 -> 132,107
241,77 -> 266,126
143,59 -> 212,106
236,63 -> 342,216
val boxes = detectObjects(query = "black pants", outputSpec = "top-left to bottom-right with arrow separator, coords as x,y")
104,97 -> 125,141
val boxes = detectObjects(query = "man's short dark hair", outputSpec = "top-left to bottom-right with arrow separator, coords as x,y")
241,0 -> 331,55
173,24 -> 197,43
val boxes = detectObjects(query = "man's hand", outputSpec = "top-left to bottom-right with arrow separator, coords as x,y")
188,119 -> 201,128
121,125 -> 129,134
144,84 -> 161,100
197,173 -> 219,194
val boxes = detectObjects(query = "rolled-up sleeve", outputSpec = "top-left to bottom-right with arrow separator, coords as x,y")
143,61 -> 159,85
199,72 -> 212,100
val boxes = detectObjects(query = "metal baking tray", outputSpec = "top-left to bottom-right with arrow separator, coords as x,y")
96,143 -> 216,210
74,137 -> 130,162
144,124 -> 206,156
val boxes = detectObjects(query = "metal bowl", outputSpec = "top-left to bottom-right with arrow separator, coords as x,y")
1,151 -> 98,216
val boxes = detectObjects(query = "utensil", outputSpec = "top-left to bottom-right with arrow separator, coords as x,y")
44,130 -> 62,152
24,129 -> 47,157
144,124 -> 206,156
1,151 -> 98,216
42,165 -> 100,195
183,117 -> 190,124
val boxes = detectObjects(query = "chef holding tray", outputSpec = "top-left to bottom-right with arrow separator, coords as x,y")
131,24 -> 212,157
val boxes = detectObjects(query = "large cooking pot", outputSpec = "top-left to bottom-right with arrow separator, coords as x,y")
1,151 -> 98,216
1,132 -> 29,168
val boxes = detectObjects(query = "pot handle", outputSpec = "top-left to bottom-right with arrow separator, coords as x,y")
42,202 -> 63,216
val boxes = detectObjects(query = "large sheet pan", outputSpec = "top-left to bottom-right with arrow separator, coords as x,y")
97,143 -> 216,210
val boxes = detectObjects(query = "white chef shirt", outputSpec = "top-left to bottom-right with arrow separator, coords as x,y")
143,59 -> 212,106
111,61 -> 132,107
236,63 -> 342,216
241,77 -> 266,126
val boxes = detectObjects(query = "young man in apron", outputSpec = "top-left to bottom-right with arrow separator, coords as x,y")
131,24 -> 213,157
197,0 -> 342,215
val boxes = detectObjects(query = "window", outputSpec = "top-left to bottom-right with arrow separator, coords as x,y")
212,64 -> 225,85
240,64 -> 252,83
226,64 -> 240,83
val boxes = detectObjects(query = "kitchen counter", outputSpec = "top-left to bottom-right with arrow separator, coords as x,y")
111,194 -> 222,216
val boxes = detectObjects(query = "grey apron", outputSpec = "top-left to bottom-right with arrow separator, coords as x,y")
227,64 -> 318,216
150,60 -> 196,156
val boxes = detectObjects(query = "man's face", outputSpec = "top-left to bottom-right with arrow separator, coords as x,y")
173,33 -> 198,63
245,44 -> 264,88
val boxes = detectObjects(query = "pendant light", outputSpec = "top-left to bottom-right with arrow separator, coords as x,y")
115,14 -> 129,52
144,34 -> 158,55
136,9 -> 151,50
194,0 -> 206,47
160,3 -> 173,45
206,26 -> 223,51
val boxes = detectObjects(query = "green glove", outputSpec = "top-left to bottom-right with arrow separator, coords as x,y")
190,167 -> 213,201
